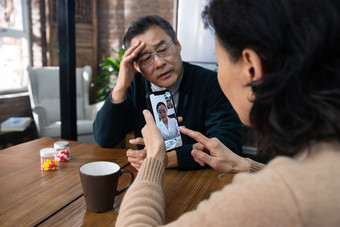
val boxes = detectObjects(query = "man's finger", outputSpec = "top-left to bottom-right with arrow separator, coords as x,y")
130,162 -> 141,171
124,40 -> 144,55
191,149 -> 213,167
179,126 -> 210,145
127,149 -> 146,159
193,157 -> 205,167
127,156 -> 137,163
122,41 -> 146,64
129,137 -> 145,145
126,149 -> 137,158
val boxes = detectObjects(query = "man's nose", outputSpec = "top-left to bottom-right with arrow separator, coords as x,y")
154,54 -> 166,68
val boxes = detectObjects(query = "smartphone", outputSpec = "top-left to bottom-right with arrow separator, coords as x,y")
146,90 -> 183,151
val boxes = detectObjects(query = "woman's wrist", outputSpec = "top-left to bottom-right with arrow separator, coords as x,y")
232,157 -> 251,173
148,146 -> 167,167
247,158 -> 266,173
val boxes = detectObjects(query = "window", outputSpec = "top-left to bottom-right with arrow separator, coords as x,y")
0,0 -> 30,94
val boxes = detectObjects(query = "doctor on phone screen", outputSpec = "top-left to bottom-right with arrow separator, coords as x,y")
156,102 -> 179,140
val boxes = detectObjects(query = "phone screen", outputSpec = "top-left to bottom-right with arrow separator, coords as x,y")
146,90 -> 183,151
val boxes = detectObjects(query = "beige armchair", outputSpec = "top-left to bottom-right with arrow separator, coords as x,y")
27,65 -> 103,144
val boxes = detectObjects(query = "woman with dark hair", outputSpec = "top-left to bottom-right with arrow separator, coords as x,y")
156,101 -> 180,140
116,0 -> 340,226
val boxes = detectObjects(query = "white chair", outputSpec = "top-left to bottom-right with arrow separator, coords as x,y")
27,65 -> 104,144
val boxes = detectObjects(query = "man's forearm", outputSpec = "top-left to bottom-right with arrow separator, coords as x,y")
111,85 -> 128,103
166,150 -> 178,168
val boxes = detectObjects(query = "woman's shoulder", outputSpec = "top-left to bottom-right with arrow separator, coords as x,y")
263,142 -> 340,225
268,140 -> 340,175
232,143 -> 340,206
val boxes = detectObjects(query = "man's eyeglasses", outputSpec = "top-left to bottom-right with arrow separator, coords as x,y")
136,41 -> 175,68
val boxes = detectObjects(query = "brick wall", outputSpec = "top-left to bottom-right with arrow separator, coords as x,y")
30,0 -> 47,67
29,0 -> 175,69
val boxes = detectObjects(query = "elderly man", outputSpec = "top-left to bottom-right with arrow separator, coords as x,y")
93,15 -> 242,170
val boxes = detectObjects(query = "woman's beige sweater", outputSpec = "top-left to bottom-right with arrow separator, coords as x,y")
116,141 -> 340,226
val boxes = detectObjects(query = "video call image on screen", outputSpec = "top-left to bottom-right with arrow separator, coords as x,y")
148,91 -> 183,151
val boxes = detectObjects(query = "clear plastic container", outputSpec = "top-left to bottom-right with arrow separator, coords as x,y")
54,141 -> 70,162
40,148 -> 58,171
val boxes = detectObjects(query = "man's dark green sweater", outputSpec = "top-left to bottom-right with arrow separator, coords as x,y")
93,62 -> 242,170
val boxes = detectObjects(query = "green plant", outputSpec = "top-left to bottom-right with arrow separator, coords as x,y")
93,46 -> 125,102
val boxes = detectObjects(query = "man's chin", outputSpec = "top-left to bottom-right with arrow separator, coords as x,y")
156,77 -> 178,89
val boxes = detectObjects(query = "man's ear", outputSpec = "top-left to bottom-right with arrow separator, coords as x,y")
134,62 -> 142,74
175,38 -> 182,52
241,48 -> 264,82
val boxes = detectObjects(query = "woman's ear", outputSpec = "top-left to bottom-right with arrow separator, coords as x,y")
241,48 -> 264,82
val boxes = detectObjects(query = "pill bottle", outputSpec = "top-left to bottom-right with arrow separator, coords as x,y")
54,141 -> 70,162
40,148 -> 58,171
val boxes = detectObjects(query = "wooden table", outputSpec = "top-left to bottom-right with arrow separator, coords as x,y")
0,138 -> 234,226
